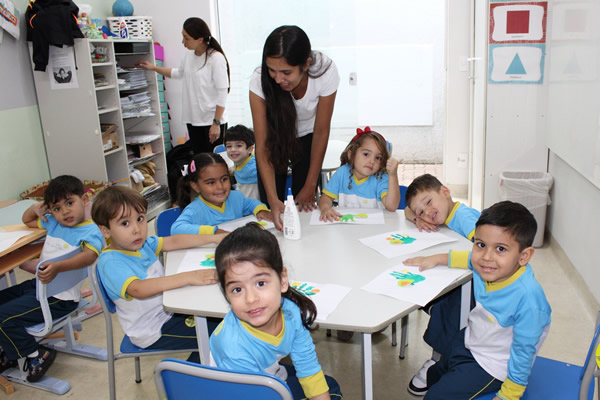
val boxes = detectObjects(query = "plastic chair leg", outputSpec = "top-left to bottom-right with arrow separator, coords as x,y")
135,357 -> 142,383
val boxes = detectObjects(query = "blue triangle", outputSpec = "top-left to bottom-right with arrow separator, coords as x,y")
506,53 -> 526,75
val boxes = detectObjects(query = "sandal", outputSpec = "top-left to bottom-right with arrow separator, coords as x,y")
23,346 -> 56,382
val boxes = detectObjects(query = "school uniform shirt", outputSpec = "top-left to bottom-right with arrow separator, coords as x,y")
171,49 -> 229,126
171,190 -> 268,235
445,202 -> 480,241
38,215 -> 103,302
322,164 -> 389,209
448,251 -> 552,400
210,298 -> 329,398
234,154 -> 259,200
250,52 -> 340,138
97,236 -> 172,348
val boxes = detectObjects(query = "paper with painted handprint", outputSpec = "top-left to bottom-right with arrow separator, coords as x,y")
359,228 -> 457,258
309,208 -> 385,225
290,280 -> 351,320
178,248 -> 217,273
218,215 -> 275,232
361,265 -> 466,306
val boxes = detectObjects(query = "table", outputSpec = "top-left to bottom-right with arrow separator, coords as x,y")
163,210 -> 473,400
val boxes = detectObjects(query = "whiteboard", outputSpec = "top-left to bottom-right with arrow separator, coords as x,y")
545,2 -> 600,190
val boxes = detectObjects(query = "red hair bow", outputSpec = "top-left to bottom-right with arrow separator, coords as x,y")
352,126 -> 372,142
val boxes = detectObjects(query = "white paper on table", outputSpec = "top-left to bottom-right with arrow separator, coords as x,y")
361,265 -> 466,307
309,208 -> 385,225
218,215 -> 275,232
0,231 -> 33,254
177,248 -> 217,273
289,280 -> 351,321
359,227 -> 457,259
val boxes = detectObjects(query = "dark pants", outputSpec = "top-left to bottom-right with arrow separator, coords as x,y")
257,133 -> 318,206
0,279 -> 78,360
423,285 -> 475,357
187,123 -> 227,155
145,314 -> 221,363
425,329 -> 502,400
282,363 -> 343,399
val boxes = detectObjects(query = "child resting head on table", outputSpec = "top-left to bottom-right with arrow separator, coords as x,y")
210,223 -> 343,400
171,152 -> 273,235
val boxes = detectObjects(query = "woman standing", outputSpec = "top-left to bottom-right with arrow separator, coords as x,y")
250,25 -> 339,230
140,17 -> 230,154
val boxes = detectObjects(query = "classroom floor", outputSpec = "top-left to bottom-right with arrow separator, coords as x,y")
4,218 -> 598,399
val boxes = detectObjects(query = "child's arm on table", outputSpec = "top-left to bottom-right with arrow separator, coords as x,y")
318,194 -> 341,222
38,247 -> 98,284
256,209 -> 273,222
22,201 -> 48,227
126,269 -> 218,299
382,157 -> 401,211
404,207 -> 439,232
161,233 -> 227,252
403,253 -> 449,271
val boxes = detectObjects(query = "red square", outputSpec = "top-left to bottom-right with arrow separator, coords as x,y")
506,10 -> 530,34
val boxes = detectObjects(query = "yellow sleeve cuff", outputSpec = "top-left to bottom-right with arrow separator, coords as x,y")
448,250 -> 470,269
121,276 -> 140,300
155,237 -> 164,256
298,369 -> 329,398
253,204 -> 269,216
199,225 -> 217,235
497,378 -> 526,400
322,189 -> 338,199
82,241 -> 100,256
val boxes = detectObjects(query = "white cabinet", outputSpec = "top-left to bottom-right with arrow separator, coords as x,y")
31,38 -> 170,219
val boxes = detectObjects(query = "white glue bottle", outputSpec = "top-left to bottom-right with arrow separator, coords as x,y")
283,188 -> 301,240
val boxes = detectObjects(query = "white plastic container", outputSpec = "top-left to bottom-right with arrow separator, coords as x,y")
283,188 -> 301,240
499,171 -> 554,247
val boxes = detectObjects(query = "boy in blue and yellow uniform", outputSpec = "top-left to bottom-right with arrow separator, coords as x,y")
224,124 -> 259,200
0,175 -> 103,382
404,201 -> 551,399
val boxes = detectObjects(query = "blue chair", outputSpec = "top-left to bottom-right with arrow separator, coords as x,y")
213,144 -> 226,154
154,358 -> 293,400
155,207 -> 182,237
90,262 -> 196,400
475,314 -> 600,400
398,185 -> 408,210
2,248 -> 106,395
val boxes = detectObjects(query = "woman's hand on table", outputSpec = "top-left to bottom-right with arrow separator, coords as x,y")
295,185 -> 317,212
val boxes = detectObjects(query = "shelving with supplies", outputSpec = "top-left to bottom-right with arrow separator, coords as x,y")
30,38 -> 171,219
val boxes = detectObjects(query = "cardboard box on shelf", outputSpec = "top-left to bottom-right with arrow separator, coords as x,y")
138,143 -> 153,158
101,124 -> 118,152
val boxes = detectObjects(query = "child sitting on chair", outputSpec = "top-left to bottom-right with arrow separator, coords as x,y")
92,186 -> 226,358
211,223 -> 343,399
0,175 -> 103,382
318,126 -> 400,222
403,201 -> 551,399
224,124 -> 259,200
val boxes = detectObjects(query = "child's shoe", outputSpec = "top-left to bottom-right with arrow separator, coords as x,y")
23,346 -> 56,382
407,358 -> 436,396
0,350 -> 17,373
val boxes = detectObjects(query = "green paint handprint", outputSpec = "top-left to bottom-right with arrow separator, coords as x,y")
337,213 -> 368,223
291,282 -> 320,296
390,270 -> 426,287
386,233 -> 416,244
200,254 -> 215,267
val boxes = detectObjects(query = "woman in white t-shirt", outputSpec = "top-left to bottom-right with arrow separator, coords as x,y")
250,25 -> 340,231
140,17 -> 230,154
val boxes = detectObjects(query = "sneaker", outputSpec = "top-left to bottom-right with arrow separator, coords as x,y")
407,358 -> 436,396
336,330 -> 354,341
23,346 -> 56,382
0,350 -> 17,373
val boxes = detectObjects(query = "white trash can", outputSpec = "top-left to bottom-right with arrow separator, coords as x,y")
498,171 -> 554,247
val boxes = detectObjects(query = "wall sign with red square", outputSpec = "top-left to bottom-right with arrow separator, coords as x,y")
490,2 -> 547,44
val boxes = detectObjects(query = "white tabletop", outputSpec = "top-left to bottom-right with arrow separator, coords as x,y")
164,210 -> 472,330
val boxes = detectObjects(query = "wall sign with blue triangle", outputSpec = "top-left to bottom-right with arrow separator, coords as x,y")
488,44 -> 545,84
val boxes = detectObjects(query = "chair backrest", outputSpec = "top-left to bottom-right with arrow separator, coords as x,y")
155,207 -> 182,237
91,262 -> 117,314
398,185 -> 408,210
36,247 -> 86,301
213,144 -> 226,154
154,358 -> 293,400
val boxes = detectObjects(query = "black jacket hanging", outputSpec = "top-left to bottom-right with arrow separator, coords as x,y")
25,0 -> 83,71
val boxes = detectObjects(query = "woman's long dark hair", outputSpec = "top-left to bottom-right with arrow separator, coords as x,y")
215,223 -> 318,331
183,17 -> 230,93
176,152 -> 229,209
260,26 -> 315,172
